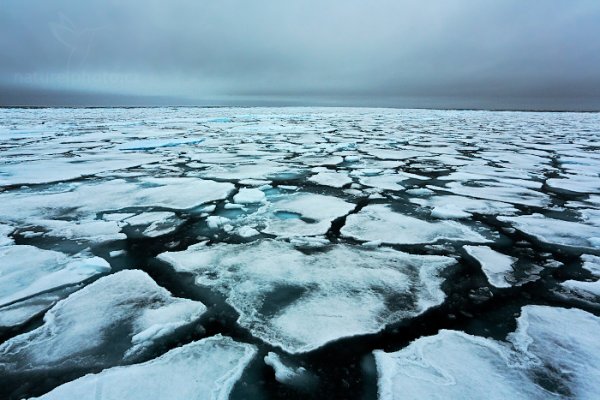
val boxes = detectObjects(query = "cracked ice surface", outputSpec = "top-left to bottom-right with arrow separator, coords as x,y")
1,107 -> 600,399
159,239 -> 455,353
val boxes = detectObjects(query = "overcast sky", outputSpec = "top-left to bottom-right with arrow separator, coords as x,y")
1,0 -> 599,110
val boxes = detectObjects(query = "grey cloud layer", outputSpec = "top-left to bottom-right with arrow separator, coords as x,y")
1,0 -> 599,109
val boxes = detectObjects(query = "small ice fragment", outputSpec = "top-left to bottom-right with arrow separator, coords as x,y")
236,226 -> 260,238
109,250 -> 126,258
233,188 -> 266,204
206,216 -> 230,229
264,352 -> 312,387
464,246 -> 517,288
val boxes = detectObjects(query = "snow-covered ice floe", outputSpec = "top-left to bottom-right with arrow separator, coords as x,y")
34,335 -> 256,400
261,193 -> 354,238
341,204 -> 490,245
411,195 -> 519,219
159,239 -> 455,353
374,305 -> 600,399
0,270 -> 206,373
498,213 -> 600,251
309,171 -> 352,188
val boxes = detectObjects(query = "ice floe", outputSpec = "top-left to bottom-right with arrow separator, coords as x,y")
117,212 -> 184,238
0,292 -> 64,328
117,137 -> 204,151
0,270 -> 206,373
560,280 -> 600,301
264,352 -> 315,388
233,188 -> 267,204
430,181 -> 551,208
159,239 -> 455,353
0,155 -> 162,187
261,193 -> 355,238
341,204 -> 489,245
464,245 -> 517,288
35,335 -> 256,400
498,214 -> 600,251
0,224 -> 14,246
309,171 -> 352,188
0,245 -> 110,307
582,254 -> 600,276
411,195 -> 518,219
374,305 -> 600,399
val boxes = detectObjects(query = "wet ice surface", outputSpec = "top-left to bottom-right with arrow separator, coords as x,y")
0,107 -> 599,399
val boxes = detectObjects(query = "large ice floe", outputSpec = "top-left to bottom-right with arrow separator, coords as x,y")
159,239 -> 455,353
374,306 -> 600,400
34,335 -> 256,400
341,204 -> 489,245
0,270 -> 206,373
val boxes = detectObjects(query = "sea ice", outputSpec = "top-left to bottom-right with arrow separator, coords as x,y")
309,171 -> 352,188
431,181 -> 550,208
374,305 -> 600,399
159,239 -> 455,353
581,254 -> 600,276
28,219 -> 126,243
463,245 -> 517,288
547,175 -> 600,194
0,270 -> 206,373
0,292 -> 63,328
264,352 -> 312,387
261,193 -> 355,238
117,137 -> 204,150
359,174 -> 406,192
0,245 -> 110,307
0,155 -> 161,187
34,335 -> 256,400
120,212 -> 183,238
233,188 -> 267,204
0,224 -> 14,246
561,279 -> 600,302
411,195 -> 518,219
0,178 -> 235,222
341,204 -> 489,245
498,214 -> 600,251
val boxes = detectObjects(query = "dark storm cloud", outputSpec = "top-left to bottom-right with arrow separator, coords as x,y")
1,0 -> 599,110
